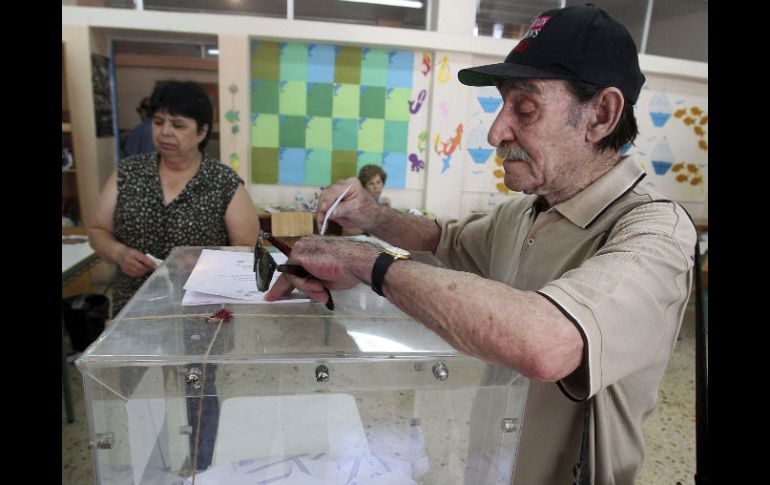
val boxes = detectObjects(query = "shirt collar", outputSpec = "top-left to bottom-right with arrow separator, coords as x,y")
552,155 -> 646,229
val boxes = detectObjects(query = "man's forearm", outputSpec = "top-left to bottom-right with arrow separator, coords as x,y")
376,260 -> 584,382
366,206 -> 442,253
266,236 -> 582,381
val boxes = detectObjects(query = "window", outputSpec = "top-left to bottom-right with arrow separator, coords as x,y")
475,0 -> 707,62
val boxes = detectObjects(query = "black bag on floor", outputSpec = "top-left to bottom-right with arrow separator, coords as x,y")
63,294 -> 109,352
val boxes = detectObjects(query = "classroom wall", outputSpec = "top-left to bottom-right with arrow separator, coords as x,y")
62,3 -> 707,221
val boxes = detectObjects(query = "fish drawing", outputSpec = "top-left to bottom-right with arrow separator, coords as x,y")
421,52 -> 432,76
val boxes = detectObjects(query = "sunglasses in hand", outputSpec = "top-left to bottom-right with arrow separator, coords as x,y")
254,231 -> 335,310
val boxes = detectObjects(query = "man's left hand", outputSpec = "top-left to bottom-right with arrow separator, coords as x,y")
263,236 -> 380,304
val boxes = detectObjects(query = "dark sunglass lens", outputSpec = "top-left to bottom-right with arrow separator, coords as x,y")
254,245 -> 264,271
257,252 -> 275,291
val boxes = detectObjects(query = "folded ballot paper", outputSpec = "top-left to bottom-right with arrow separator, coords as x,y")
182,249 -> 309,306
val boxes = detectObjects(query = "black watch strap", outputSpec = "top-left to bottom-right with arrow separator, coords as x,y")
371,252 -> 396,297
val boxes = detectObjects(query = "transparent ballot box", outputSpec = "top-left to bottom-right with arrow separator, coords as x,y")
76,246 -> 528,484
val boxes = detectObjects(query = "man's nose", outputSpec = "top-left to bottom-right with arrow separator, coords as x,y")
487,110 -> 515,148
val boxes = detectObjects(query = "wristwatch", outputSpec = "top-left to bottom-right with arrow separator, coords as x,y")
371,247 -> 412,297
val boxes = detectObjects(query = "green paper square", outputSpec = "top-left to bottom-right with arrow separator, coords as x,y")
279,116 -> 307,148
357,118 -> 384,152
307,83 -> 333,117
305,116 -> 332,149
332,118 -> 358,151
360,86 -> 386,119
251,147 -> 279,184
384,120 -> 409,153
279,43 -> 308,81
251,114 -> 279,148
251,41 -> 280,80
356,152 -> 383,173
279,81 -> 307,116
334,47 -> 362,85
332,84 -> 360,119
305,149 -> 332,186
360,49 -> 388,87
385,87 -> 412,121
332,150 -> 358,183
252,80 -> 279,114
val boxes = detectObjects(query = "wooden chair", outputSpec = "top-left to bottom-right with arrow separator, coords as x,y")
270,211 -> 314,238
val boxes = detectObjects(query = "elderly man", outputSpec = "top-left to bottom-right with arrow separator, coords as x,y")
266,5 -> 696,484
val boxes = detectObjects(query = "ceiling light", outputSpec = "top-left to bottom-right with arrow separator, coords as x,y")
207,48 -> 219,56
340,0 -> 424,9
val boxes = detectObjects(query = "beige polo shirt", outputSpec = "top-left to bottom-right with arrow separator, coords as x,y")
435,156 -> 697,484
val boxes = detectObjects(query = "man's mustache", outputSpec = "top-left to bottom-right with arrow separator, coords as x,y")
496,143 -> 533,163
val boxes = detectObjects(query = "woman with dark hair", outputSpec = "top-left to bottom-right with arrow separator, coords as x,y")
88,80 -> 260,316
89,80 -> 258,473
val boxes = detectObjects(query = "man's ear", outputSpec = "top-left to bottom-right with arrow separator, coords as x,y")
585,87 -> 624,145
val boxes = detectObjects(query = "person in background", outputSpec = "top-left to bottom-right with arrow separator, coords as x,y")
123,96 -> 156,156
266,5 -> 697,484
358,164 -> 391,206
88,80 -> 259,472
341,164 -> 392,236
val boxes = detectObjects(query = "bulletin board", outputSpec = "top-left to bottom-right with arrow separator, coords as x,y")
249,41 -> 431,189
632,84 -> 708,203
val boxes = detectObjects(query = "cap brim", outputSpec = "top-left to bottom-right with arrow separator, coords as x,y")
458,62 -> 574,86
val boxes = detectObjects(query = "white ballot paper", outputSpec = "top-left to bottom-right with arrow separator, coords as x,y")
146,253 -> 163,266
320,184 -> 351,235
182,249 -> 309,306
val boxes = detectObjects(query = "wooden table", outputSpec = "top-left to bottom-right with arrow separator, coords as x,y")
257,208 -> 342,236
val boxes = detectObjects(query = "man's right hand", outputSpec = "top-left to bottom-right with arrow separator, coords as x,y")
117,247 -> 157,278
316,177 -> 381,232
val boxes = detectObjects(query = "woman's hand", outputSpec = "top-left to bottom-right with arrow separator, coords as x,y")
117,247 -> 157,278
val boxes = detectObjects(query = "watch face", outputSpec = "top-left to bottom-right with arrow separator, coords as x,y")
385,246 -> 411,259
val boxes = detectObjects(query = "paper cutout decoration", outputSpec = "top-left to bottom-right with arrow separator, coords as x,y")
437,56 -> 451,84
466,122 -> 492,164
651,138 -> 675,175
408,153 -> 424,172
477,96 -> 503,113
649,92 -> 672,127
673,106 -> 708,152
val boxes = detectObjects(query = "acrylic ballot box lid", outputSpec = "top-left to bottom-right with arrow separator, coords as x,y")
76,246 -> 528,485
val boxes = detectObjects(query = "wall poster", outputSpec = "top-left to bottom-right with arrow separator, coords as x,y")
91,54 -> 114,138
632,84 -> 708,203
250,41 -> 430,189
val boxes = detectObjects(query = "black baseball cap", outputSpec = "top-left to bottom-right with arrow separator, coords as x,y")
458,4 -> 646,104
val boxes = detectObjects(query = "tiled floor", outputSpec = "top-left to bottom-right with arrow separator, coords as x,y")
62,299 -> 703,484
